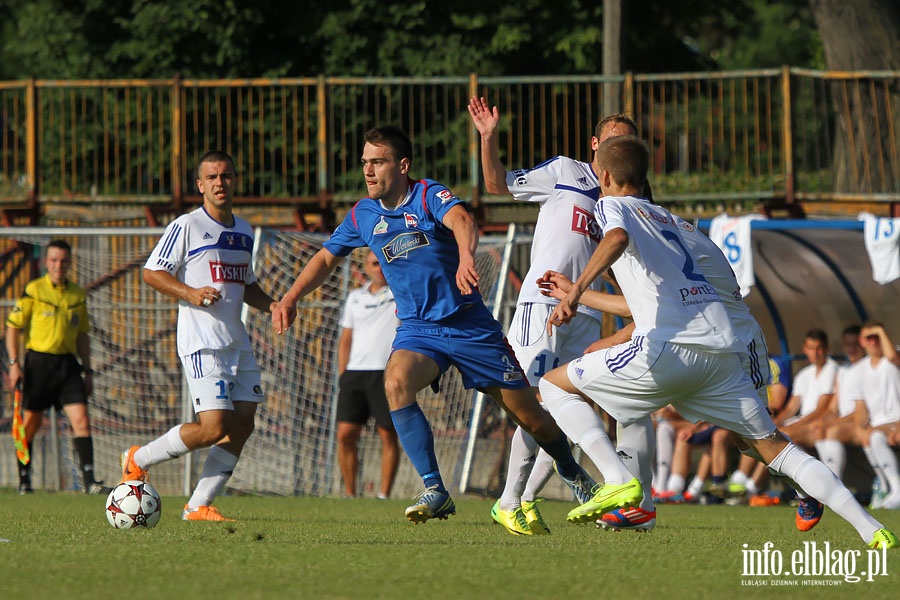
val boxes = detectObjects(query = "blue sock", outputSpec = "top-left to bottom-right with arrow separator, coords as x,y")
539,431 -> 579,480
390,403 -> 445,492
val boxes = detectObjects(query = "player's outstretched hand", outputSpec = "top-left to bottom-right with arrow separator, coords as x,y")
456,255 -> 480,296
467,97 -> 500,136
537,270 -> 574,301
546,294 -> 578,336
271,300 -> 297,335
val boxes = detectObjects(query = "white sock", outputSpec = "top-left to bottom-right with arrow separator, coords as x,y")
745,479 -> 759,495
654,420 -> 675,491
667,473 -> 686,494
869,431 -> 900,496
187,446 -> 239,508
729,470 -> 748,487
768,442 -> 882,543
814,439 -> 847,479
538,379 -> 633,484
522,450 -> 555,503
134,425 -> 189,469
499,425 -> 539,511
687,475 -> 705,497
618,417 -> 656,510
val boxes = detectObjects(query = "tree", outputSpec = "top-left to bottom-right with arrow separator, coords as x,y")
809,0 -> 900,192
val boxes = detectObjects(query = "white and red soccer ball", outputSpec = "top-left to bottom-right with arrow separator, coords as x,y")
105,480 -> 162,529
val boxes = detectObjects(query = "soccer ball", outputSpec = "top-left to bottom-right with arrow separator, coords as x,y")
105,480 -> 162,529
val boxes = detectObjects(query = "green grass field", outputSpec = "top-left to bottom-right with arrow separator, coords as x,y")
1,489 -> 898,599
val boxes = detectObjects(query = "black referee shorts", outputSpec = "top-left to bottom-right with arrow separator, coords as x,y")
22,351 -> 87,412
337,370 -> 394,430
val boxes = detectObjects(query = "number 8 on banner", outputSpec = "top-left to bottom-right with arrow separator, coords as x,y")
12,388 -> 30,465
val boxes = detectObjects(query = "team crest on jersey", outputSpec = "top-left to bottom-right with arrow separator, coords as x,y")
571,205 -> 603,243
404,212 -> 419,228
373,216 -> 389,235
70,314 -> 80,327
436,189 -> 455,204
679,221 -> 695,233
209,261 -> 250,283
512,169 -> 528,186
383,232 -> 429,261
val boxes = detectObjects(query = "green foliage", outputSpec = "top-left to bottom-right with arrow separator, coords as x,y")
2,490 -> 898,598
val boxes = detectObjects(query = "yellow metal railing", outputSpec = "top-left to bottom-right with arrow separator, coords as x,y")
2,70 -> 899,219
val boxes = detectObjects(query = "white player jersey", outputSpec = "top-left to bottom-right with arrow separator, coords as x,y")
144,207 -> 256,356
792,358 -> 839,417
853,357 -> 900,427
836,360 -> 864,418
507,156 -> 605,319
340,283 -> 400,370
594,195 -> 738,351
676,217 -> 769,385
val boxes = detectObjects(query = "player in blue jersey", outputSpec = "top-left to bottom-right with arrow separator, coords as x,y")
271,125 -> 594,523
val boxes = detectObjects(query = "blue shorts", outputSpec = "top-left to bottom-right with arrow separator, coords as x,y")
392,303 -> 529,390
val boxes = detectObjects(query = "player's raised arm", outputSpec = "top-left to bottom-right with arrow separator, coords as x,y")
467,97 -> 509,195
272,247 -> 344,334
441,203 -> 480,295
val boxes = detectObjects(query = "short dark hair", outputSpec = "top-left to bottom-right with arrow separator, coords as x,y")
47,239 -> 71,255
594,113 -> 638,139
596,135 -> 649,188
805,329 -> 828,346
842,324 -> 861,338
364,126 -> 413,163
196,150 -> 236,179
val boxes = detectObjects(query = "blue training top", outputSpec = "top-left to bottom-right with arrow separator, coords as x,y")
323,178 -> 482,323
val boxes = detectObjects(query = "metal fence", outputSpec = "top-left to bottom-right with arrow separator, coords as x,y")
2,69 -> 900,221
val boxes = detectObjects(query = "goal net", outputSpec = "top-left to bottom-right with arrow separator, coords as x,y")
0,228 -> 522,499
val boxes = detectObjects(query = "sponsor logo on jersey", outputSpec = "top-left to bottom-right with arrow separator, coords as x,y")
203,232 -> 213,240
436,189 -> 455,204
383,232 -> 429,261
209,261 -> 250,283
678,283 -> 718,303
637,205 -> 671,225
156,258 -> 176,272
574,367 -> 584,379
404,212 -> 419,228
513,169 -> 528,186
571,205 -> 603,242
577,176 -> 588,187
373,216 -> 389,235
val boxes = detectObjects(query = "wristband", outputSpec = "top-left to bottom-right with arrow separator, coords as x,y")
7,358 -> 17,366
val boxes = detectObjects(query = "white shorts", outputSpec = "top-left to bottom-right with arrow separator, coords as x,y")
509,302 -> 602,384
181,348 -> 264,413
567,337 -> 776,439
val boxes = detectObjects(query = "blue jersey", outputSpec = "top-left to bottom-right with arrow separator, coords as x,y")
324,178 -> 482,322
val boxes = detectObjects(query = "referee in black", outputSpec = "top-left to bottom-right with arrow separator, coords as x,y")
5,239 -> 109,494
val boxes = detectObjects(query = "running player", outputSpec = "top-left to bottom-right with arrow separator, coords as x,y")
539,135 -> 897,549
120,150 -> 278,521
271,125 -> 594,524
468,96 -> 638,535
